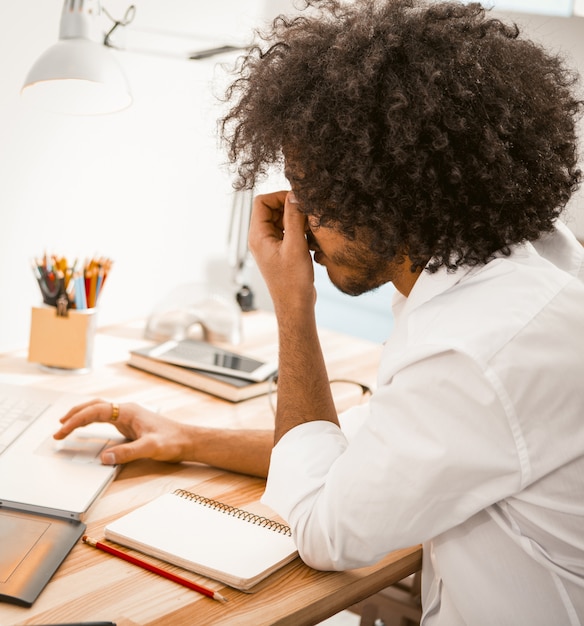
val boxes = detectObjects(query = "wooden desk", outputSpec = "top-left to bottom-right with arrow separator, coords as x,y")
0,311 -> 422,626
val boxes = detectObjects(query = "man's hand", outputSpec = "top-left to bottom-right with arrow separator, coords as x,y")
249,190 -> 338,442
54,400 -> 187,465
54,399 -> 274,477
248,190 -> 316,315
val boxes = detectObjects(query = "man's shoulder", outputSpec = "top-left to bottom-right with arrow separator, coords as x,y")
394,245 -> 584,359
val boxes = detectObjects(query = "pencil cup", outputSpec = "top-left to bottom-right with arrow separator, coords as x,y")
27,305 -> 97,373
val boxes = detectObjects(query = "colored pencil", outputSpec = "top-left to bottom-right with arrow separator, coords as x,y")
82,535 -> 228,603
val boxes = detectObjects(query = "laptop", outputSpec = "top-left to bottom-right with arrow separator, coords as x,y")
0,381 -> 124,521
0,381 -> 125,606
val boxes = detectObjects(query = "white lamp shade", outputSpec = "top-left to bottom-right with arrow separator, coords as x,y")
21,39 -> 132,115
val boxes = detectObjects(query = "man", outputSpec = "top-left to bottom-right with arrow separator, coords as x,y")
55,0 -> 584,623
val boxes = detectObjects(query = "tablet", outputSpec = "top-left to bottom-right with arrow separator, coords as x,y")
139,339 -> 277,383
0,508 -> 85,606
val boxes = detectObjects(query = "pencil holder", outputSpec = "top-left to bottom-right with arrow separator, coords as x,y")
27,305 -> 97,372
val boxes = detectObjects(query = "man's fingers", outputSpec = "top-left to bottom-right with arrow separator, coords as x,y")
54,401 -> 119,439
101,440 -> 146,465
101,434 -> 172,466
250,191 -> 288,237
254,190 -> 288,212
59,399 -> 102,423
283,191 -> 308,239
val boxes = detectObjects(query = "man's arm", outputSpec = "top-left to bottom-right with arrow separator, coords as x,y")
248,191 -> 338,442
54,399 -> 273,477
53,190 -> 337,475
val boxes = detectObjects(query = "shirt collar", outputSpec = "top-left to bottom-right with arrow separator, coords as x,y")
391,262 -> 474,325
392,236 -> 544,318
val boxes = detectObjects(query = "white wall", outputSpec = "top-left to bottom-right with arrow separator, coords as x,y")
0,1 -> 270,352
0,2 -> 583,352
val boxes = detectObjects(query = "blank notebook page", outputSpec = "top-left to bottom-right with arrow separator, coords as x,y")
104,490 -> 298,591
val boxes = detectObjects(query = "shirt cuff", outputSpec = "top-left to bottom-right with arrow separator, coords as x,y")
262,420 -> 348,522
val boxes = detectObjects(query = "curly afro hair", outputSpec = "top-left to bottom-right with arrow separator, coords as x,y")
220,0 -> 583,272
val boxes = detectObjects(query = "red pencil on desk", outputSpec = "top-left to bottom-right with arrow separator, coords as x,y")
82,535 -> 228,603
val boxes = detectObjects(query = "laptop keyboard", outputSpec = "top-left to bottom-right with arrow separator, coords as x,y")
0,397 -> 49,454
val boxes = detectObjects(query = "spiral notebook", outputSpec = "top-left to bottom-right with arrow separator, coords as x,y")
104,489 -> 298,591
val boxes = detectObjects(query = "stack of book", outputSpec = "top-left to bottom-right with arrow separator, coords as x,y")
128,339 -> 277,402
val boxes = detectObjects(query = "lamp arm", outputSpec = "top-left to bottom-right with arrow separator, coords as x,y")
103,5 -> 136,48
229,189 -> 256,311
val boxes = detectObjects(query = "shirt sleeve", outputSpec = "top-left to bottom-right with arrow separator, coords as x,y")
262,349 -> 522,571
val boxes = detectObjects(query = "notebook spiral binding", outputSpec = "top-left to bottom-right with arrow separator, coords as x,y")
173,489 -> 292,536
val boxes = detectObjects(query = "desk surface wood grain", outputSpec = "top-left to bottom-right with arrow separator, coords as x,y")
0,311 -> 422,626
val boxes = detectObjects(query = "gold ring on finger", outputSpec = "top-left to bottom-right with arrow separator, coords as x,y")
110,402 -> 120,422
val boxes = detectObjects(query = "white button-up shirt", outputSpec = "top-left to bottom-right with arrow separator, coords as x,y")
263,221 -> 584,625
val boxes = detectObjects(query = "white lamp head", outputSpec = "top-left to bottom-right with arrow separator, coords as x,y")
21,0 -> 132,115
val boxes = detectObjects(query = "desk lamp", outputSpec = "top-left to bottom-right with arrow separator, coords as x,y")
229,188 -> 256,312
21,0 -> 134,115
21,0 -> 247,116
